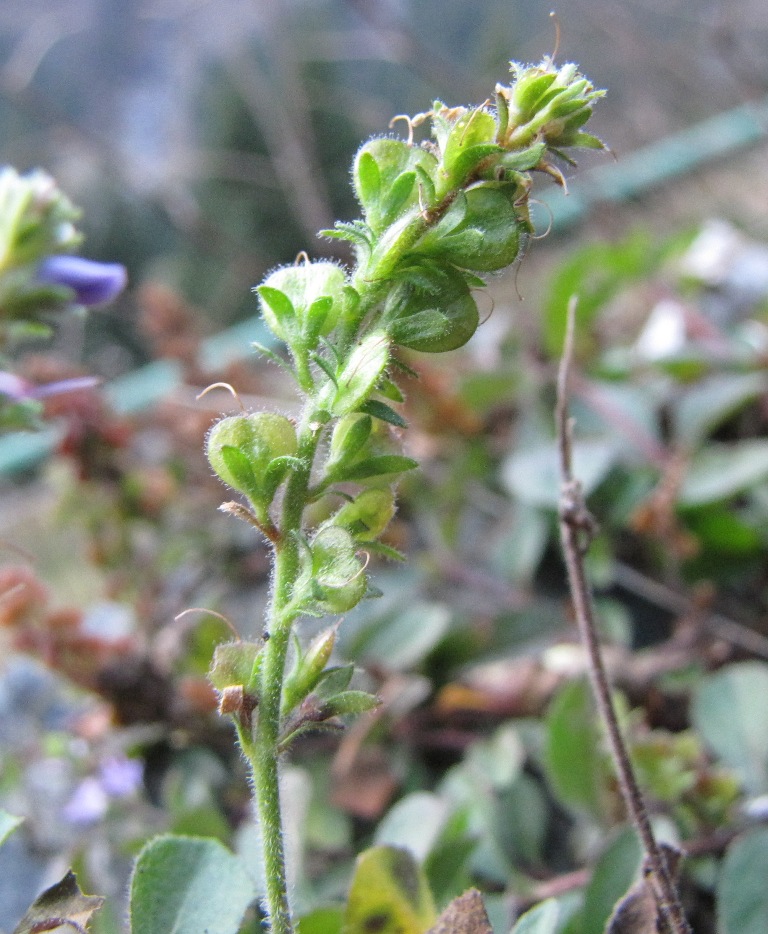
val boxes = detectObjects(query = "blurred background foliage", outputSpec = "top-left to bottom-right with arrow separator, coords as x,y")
1,1 -> 768,932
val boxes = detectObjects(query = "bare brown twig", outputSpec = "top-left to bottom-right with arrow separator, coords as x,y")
556,297 -> 692,934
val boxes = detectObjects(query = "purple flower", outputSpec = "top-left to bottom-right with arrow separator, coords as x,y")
62,776 -> 109,826
36,255 -> 127,306
99,756 -> 143,798
0,372 -> 33,402
0,370 -> 99,401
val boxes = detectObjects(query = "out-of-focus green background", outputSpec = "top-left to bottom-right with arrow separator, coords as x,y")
2,0 -> 766,367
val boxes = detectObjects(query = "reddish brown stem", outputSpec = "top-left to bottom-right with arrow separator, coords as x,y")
555,298 -> 692,934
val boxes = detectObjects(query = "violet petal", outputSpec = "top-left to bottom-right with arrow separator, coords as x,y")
61,776 -> 109,826
0,371 -> 33,401
36,256 -> 127,306
99,756 -> 143,798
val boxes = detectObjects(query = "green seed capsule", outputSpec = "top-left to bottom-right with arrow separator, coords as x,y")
330,489 -> 396,541
206,412 -> 298,502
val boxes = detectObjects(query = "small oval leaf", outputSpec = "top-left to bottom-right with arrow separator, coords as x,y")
130,835 -> 255,934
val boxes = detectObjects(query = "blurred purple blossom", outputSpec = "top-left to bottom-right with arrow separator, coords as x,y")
61,756 -> 142,826
62,776 -> 109,826
36,255 -> 127,306
99,756 -> 143,798
0,372 -> 32,402
0,370 -> 99,402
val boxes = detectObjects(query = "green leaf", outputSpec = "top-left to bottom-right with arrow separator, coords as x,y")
360,398 -> 408,428
251,341 -> 296,377
321,222 -> 373,247
581,828 -> 642,934
685,506 -> 761,556
298,906 -> 344,934
424,809 -> 477,908
314,664 -> 355,699
679,441 -> 768,505
692,661 -> 768,794
0,810 -> 23,846
329,488 -> 396,540
542,232 -> 667,359
718,828 -> 768,934
355,151 -> 382,208
374,792 -> 450,862
496,142 -> 547,171
364,541 -> 407,562
415,164 -> 436,206
312,351 -> 339,386
511,899 -> 562,934
466,724 -> 525,790
339,454 -> 418,481
353,139 -> 438,233
500,773 -> 548,866
282,628 -> 337,715
418,183 -> 523,272
256,284 -> 297,342
501,440 -> 618,509
443,143 -> 503,191
442,110 -> 499,185
209,641 -> 262,691
130,835 -> 255,934
342,601 -> 450,671
13,870 -> 103,934
377,377 -> 405,403
387,264 -> 479,353
384,171 -> 417,223
326,331 -> 390,416
264,454 -> 303,493
323,689 -> 380,716
569,132 -> 605,150
219,445 -> 260,497
544,678 -> 610,818
327,414 -> 373,470
305,296 -> 334,344
673,373 -> 768,446
512,72 -> 557,117
344,846 -> 436,934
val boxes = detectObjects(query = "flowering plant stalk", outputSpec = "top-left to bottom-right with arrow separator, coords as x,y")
203,59 -> 606,934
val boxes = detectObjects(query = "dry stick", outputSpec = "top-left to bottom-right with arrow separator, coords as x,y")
555,298 -> 692,934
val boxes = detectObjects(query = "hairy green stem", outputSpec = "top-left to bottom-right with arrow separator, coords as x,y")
242,147 -> 520,931
246,421 -> 322,934
244,205 -> 430,928
245,174 -> 464,926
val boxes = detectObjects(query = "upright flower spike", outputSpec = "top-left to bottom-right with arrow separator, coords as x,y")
202,57 -> 606,934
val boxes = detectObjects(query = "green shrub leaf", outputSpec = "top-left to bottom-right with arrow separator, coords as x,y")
344,846 -> 436,934
692,661 -> 768,794
510,899 -> 561,934
130,835 -> 255,934
718,829 -> 768,934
